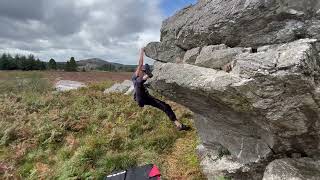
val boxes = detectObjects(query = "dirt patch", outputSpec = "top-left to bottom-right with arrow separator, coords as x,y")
0,162 -> 11,173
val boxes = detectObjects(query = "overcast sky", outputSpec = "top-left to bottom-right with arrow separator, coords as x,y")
0,0 -> 196,64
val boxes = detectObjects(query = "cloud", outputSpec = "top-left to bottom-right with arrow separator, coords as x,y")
0,0 -> 44,21
0,0 -> 164,64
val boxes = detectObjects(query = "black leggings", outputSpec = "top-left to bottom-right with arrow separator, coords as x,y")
139,96 -> 177,122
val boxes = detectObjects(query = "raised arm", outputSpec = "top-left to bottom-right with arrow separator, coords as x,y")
135,48 -> 144,77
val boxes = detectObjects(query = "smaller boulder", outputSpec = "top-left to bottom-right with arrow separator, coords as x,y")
104,80 -> 133,94
263,158 -> 320,180
183,47 -> 201,64
55,80 -> 86,92
196,144 -> 261,180
195,45 -> 250,69
145,42 -> 185,63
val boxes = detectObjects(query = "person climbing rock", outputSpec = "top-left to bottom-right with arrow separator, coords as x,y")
132,48 -> 190,131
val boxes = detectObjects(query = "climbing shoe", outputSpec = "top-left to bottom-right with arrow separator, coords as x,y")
178,124 -> 191,131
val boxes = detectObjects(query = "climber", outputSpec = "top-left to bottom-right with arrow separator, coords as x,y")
132,48 -> 190,131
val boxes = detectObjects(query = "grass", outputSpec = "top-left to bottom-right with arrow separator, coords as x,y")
217,176 -> 232,180
0,71 -> 205,180
0,72 -> 50,94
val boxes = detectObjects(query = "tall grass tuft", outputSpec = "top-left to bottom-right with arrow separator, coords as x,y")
0,72 -> 51,95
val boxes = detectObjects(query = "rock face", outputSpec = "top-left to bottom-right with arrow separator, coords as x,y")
157,0 -> 320,53
145,0 -> 320,179
104,80 -> 133,94
195,46 -> 251,69
55,80 -> 86,92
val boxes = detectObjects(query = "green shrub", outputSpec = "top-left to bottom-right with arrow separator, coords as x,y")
217,176 -> 232,180
57,147 -> 73,160
19,161 -> 35,178
94,107 -> 109,120
0,126 -> 17,146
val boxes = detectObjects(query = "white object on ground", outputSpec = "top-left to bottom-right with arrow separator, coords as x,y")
104,80 -> 133,94
55,80 -> 86,92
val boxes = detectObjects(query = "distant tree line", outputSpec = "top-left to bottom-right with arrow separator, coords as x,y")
119,65 -> 136,72
48,57 -> 77,71
97,64 -> 136,72
97,64 -> 117,71
0,53 -> 136,72
0,53 -> 46,70
0,53 -> 78,71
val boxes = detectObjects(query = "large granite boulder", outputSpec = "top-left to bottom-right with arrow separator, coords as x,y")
145,0 -> 320,179
148,39 -> 320,178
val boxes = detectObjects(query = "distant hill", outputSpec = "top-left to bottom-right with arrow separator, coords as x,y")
77,58 -> 113,67
77,58 -> 136,72
54,58 -> 136,72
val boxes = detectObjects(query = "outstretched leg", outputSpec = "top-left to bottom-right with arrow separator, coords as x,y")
144,96 -> 177,121
144,95 -> 191,131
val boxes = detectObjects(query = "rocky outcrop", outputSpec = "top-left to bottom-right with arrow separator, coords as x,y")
145,0 -> 320,179
104,80 -> 133,95
149,39 -> 320,179
150,38 -> 320,163
55,80 -> 86,92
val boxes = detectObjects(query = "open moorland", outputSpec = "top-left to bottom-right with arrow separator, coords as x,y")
0,71 -> 132,84
0,71 -> 204,180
